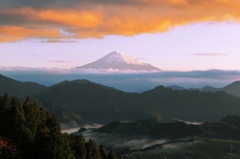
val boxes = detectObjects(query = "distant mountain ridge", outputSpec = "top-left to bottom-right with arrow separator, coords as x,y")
0,74 -> 46,98
167,85 -> 220,92
73,51 -> 161,71
34,82 -> 240,122
1,74 -> 240,124
221,81 -> 240,97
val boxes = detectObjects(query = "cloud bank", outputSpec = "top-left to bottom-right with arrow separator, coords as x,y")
0,66 -> 239,92
1,0 -> 240,42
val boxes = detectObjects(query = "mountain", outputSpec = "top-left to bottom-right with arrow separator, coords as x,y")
167,85 -> 186,90
34,80 -> 240,122
95,119 -> 202,139
220,115 -> 240,128
221,81 -> 240,97
81,108 -> 164,124
33,81 -> 130,113
34,99 -> 89,125
73,51 -> 161,71
0,74 -> 46,98
200,86 -> 220,92
44,79 -> 118,92
167,85 -> 219,92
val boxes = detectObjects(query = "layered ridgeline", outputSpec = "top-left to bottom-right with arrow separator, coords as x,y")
94,115 -> 240,141
33,79 -> 165,124
0,74 -> 46,98
73,51 -> 161,71
34,80 -> 240,123
0,74 -> 89,125
0,94 -> 117,159
221,81 -> 240,97
1,74 -> 240,124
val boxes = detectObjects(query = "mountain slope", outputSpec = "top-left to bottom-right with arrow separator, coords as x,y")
73,51 -> 161,71
17,97 -> 89,125
34,80 -> 240,122
95,119 -> 202,139
81,108 -> 164,124
167,85 -> 186,90
200,86 -> 220,92
221,81 -> 240,97
0,74 -> 46,98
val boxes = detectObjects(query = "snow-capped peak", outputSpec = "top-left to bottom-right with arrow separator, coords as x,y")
100,51 -> 143,65
73,51 -> 161,71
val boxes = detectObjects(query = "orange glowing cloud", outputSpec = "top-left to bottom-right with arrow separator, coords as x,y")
38,10 -> 102,28
0,26 -> 62,42
0,0 -> 240,41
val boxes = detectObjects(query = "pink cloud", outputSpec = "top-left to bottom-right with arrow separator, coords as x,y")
193,53 -> 229,56
0,66 -> 161,74
48,60 -> 70,63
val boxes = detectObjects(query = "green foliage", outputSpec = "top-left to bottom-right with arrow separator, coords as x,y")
86,138 -> 101,159
22,97 -> 41,143
70,133 -> 86,159
35,81 -> 240,123
0,94 -> 12,136
221,115 -> 240,128
0,94 -> 104,159
138,155 -> 144,159
96,119 -> 202,139
119,156 -> 124,159
99,145 -> 108,159
0,74 -> 47,98
108,150 -> 117,159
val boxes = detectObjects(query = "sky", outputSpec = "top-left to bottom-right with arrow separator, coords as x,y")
0,0 -> 240,90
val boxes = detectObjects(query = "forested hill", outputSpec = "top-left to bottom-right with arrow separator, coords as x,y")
34,82 -> 240,122
0,74 -> 46,98
1,74 -> 240,123
0,94 -> 118,159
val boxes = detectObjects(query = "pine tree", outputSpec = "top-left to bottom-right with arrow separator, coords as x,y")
22,97 -> 41,143
0,93 -> 12,136
99,145 -> 108,159
86,138 -> 101,159
108,150 -> 117,159
138,155 -> 144,159
37,115 -> 75,159
71,134 -> 86,159
47,114 -> 62,136
9,98 -> 26,140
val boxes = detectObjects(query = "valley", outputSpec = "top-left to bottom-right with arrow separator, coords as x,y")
1,74 -> 240,159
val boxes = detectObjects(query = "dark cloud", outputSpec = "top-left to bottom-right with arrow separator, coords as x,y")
0,0 -> 138,10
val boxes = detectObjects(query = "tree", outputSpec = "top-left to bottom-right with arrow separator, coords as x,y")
22,98 -> 41,143
86,138 -> 101,159
138,156 -> 144,159
36,116 -> 75,159
108,150 -> 117,159
0,93 -> 12,136
70,134 -> 86,159
99,145 -> 108,159
9,98 -> 26,140
119,156 -> 124,159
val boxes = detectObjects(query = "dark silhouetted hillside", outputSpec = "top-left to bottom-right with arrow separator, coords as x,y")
81,108 -> 164,124
34,83 -> 240,122
0,74 -> 46,98
95,119 -> 202,139
221,81 -> 240,97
